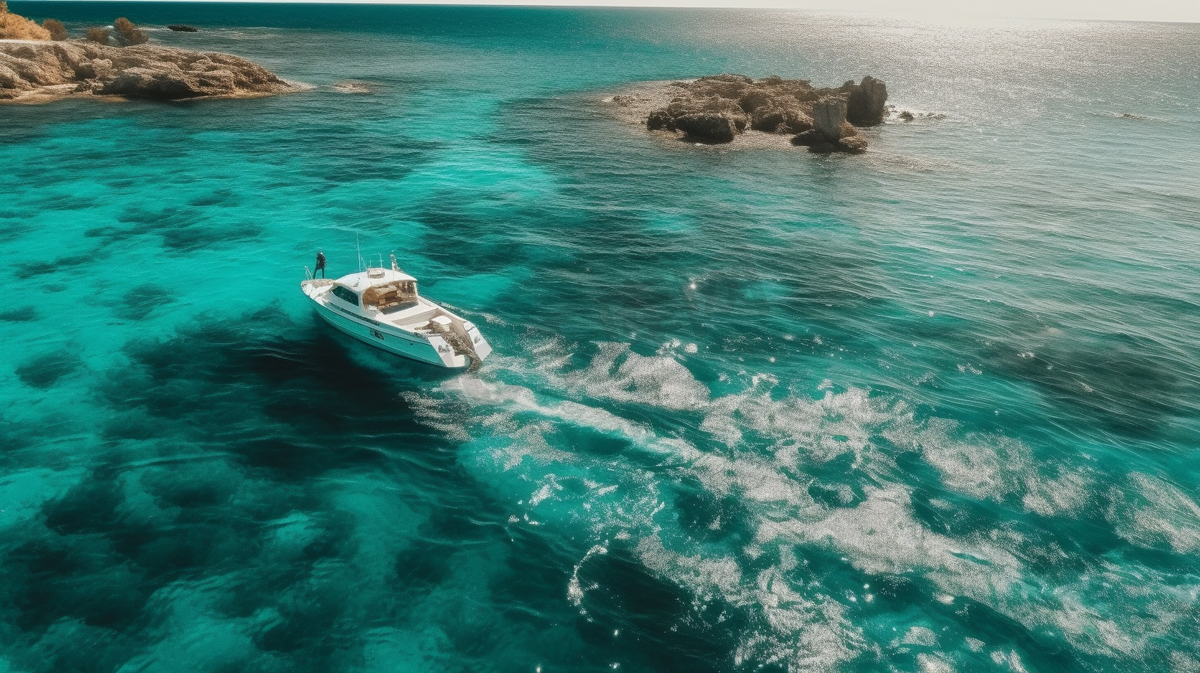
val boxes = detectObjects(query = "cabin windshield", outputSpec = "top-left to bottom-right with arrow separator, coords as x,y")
361,280 -> 418,312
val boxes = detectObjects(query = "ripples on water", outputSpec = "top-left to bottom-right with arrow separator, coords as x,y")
2,3 -> 1199,672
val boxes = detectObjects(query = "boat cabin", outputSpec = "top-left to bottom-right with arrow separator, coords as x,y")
328,268 -> 420,314
362,279 -> 418,312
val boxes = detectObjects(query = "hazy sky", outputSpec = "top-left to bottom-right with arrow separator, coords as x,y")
205,0 -> 1196,24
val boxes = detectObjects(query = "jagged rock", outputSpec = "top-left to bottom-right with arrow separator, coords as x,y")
790,130 -> 820,147
837,135 -> 868,154
0,40 -> 301,102
750,106 -> 813,134
0,62 -> 29,90
812,98 -> 847,142
846,75 -> 887,126
646,109 -> 674,131
673,112 -> 738,143
738,89 -> 773,114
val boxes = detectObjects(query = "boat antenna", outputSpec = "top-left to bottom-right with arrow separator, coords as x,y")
356,233 -> 363,273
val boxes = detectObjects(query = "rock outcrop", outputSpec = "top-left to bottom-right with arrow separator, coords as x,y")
641,74 -> 887,154
673,112 -> 738,144
811,98 -> 847,141
0,40 -> 302,102
846,75 -> 887,126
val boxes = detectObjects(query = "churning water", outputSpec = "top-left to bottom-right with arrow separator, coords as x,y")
2,3 -> 1200,672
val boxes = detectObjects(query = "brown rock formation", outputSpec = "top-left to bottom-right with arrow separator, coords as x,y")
642,74 -> 887,153
0,40 -> 303,102
811,98 -> 847,142
846,75 -> 888,126
673,112 -> 738,143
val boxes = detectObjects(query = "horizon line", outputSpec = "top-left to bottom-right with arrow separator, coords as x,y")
9,0 -> 1200,25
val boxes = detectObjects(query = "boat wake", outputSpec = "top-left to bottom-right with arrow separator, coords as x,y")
399,335 -> 1200,671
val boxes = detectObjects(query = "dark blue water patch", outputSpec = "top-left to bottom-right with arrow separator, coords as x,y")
0,305 -> 38,322
15,254 -> 93,280
15,350 -> 82,389
162,219 -> 263,252
89,205 -> 263,252
0,215 -> 37,244
576,543 -> 742,673
671,475 -> 753,544
0,306 -> 542,671
112,283 -> 173,321
6,536 -> 149,635
35,193 -> 102,212
99,310 -> 428,445
954,599 -> 1089,673
117,204 -> 209,229
981,329 -> 1187,437
805,456 -> 869,509
248,122 -> 439,186
391,540 -> 455,602
416,203 -> 541,275
187,188 -> 241,208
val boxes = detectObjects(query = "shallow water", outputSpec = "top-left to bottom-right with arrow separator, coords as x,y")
3,3 -> 1200,672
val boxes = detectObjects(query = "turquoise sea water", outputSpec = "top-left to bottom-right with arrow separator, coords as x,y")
3,4 -> 1200,671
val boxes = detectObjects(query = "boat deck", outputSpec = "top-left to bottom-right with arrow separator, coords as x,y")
373,300 -> 441,329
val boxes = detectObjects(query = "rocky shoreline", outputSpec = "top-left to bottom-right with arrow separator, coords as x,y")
0,40 -> 303,103
609,74 -> 889,154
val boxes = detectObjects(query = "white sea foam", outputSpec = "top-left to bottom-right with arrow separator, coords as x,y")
560,342 -> 711,411
1108,473 -> 1200,554
568,544 -> 608,608
405,339 -> 1196,669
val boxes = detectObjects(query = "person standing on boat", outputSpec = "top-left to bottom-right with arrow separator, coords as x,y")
315,250 -> 327,278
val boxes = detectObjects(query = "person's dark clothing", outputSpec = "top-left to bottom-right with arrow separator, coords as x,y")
315,252 -> 326,278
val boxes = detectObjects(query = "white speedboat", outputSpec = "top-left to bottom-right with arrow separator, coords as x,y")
300,256 -> 492,369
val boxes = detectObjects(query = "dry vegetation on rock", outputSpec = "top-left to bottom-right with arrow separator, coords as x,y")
42,18 -> 67,41
85,27 -> 109,45
113,17 -> 148,46
0,1 -> 52,40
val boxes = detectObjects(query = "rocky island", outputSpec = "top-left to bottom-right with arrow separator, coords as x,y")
611,74 -> 889,154
1,2 -> 298,102
0,40 -> 302,102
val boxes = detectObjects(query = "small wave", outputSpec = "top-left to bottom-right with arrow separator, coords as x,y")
332,80 -> 375,94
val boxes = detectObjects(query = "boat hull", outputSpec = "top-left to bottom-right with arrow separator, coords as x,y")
309,297 -> 468,368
